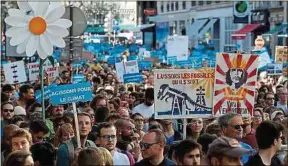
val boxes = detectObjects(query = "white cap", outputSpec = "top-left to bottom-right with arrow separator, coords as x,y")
271,110 -> 283,120
14,106 -> 26,116
105,86 -> 114,91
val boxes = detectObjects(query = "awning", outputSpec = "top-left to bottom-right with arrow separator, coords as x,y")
232,24 -> 261,40
198,18 -> 218,38
262,23 -> 287,36
186,19 -> 209,40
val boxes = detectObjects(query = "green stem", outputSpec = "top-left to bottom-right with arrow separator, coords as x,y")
40,59 -> 45,121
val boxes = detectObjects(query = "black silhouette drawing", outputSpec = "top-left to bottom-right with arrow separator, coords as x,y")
225,68 -> 247,90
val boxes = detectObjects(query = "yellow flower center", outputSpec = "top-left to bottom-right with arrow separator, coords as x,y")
29,17 -> 47,35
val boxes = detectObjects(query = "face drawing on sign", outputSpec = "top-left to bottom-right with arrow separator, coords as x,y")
226,68 -> 247,90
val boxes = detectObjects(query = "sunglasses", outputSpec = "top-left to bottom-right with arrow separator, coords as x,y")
3,109 -> 14,113
100,135 -> 116,141
266,98 -> 275,100
140,142 -> 159,150
229,124 -> 248,130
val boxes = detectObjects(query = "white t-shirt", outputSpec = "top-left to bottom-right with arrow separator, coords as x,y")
113,151 -> 130,166
132,103 -> 154,119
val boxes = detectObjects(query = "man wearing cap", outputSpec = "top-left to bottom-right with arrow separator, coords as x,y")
245,121 -> 284,166
14,106 -> 27,121
207,136 -> 251,166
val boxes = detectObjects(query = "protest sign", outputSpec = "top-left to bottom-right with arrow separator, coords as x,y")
124,60 -> 139,74
267,63 -> 283,75
154,69 -> 214,119
115,62 -> 125,83
213,53 -> 259,117
82,51 -> 94,61
50,82 -> 93,105
123,73 -> 143,84
275,46 -> 288,63
34,85 -> 54,103
138,60 -> 152,70
138,48 -> 146,58
72,74 -> 86,83
167,36 -> 189,61
3,61 -> 27,84
27,60 -> 58,81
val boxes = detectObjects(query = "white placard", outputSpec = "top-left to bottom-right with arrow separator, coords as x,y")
115,62 -> 125,83
138,48 -> 146,57
124,60 -> 139,74
3,61 -> 27,84
167,36 -> 189,61
144,51 -> 151,58
27,61 -> 59,81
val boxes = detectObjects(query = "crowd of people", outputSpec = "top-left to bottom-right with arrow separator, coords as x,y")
1,53 -> 288,166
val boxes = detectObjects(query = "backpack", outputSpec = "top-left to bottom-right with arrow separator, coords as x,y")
65,139 -> 96,165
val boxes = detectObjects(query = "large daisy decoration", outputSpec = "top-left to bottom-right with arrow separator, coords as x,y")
5,1 -> 72,59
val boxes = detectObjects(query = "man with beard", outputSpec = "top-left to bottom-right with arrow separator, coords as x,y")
132,88 -> 154,131
46,105 -> 65,137
135,129 -> 176,166
56,112 -> 96,166
14,84 -> 34,109
1,102 -> 15,127
97,122 -> 130,165
115,118 -> 136,165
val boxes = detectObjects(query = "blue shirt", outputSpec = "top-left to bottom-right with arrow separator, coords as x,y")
240,141 -> 254,164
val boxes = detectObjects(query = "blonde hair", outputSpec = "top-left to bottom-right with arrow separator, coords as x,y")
57,123 -> 74,137
98,147 -> 113,166
9,128 -> 32,147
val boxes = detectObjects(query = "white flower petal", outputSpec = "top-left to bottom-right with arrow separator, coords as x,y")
4,16 -> 29,27
49,19 -> 72,29
26,35 -> 39,57
6,26 -> 28,38
10,32 -> 31,46
17,39 -> 28,54
40,34 -> 53,55
46,2 -> 62,14
17,1 -> 33,13
8,9 -> 24,17
45,31 -> 66,48
45,6 -> 65,23
46,25 -> 69,37
37,44 -> 48,59
35,2 -> 49,17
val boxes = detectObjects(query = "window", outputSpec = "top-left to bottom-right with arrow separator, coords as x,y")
191,1 -> 196,6
171,2 -> 174,11
166,3 -> 170,12
199,1 -> 204,6
175,1 -> 179,10
207,1 -> 212,4
160,2 -> 164,13
182,1 -> 186,9
224,17 -> 238,47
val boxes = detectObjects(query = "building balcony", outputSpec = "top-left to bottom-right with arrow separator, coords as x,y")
253,1 -> 283,10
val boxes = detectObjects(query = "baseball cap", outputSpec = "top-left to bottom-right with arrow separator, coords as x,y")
271,110 -> 284,120
14,106 -> 26,116
207,136 -> 251,158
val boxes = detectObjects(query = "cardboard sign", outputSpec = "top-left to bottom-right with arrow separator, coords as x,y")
154,69 -> 214,119
115,62 -> 125,83
275,46 -> 288,63
3,61 -> 27,84
72,74 -> 86,83
213,53 -> 259,117
50,82 -> 93,105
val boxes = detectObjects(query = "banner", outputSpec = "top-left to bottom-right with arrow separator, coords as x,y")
138,60 -> 152,70
275,46 -> 288,63
213,53 -> 259,117
72,74 -> 86,83
154,69 -> 214,119
167,36 -> 189,61
3,61 -> 27,84
123,73 -> 143,84
50,82 -> 93,105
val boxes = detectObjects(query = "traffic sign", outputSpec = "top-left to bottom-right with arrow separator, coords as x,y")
255,36 -> 265,48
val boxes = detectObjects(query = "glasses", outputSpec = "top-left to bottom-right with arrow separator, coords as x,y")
3,109 -> 14,113
140,142 -> 159,150
266,98 -> 275,100
100,135 -> 116,141
134,119 -> 144,123
229,124 -> 247,130
253,115 -> 262,119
